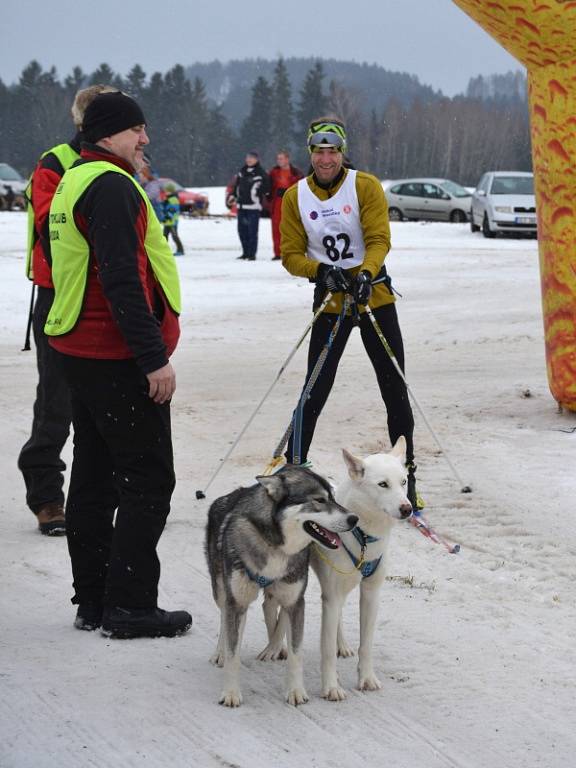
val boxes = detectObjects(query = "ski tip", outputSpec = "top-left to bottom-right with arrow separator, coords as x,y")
195,490 -> 206,500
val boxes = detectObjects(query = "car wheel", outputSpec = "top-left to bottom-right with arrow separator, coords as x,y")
388,207 -> 403,222
482,213 -> 496,239
450,209 -> 467,223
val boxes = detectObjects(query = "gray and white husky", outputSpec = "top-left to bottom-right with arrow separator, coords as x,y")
262,438 -> 413,701
205,465 -> 358,708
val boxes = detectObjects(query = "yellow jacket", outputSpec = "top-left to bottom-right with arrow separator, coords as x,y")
280,168 -> 394,313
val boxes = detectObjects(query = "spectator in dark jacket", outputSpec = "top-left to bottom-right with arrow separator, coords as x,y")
227,151 -> 270,261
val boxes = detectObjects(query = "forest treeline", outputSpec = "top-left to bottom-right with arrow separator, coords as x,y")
0,59 -> 531,187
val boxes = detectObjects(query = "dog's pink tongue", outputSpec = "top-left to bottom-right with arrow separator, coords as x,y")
327,530 -> 341,548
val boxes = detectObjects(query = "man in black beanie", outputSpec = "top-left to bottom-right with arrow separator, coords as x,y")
45,91 -> 192,639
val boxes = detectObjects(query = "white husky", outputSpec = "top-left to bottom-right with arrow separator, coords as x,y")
259,437 -> 413,701
312,437 -> 412,700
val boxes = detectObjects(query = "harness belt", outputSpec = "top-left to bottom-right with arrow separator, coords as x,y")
244,566 -> 275,589
343,526 -> 382,579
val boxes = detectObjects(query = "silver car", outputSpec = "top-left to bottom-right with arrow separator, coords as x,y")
383,178 -> 471,223
470,171 -> 537,238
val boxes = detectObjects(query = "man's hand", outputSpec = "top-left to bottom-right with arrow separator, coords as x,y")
354,270 -> 373,306
316,264 -> 352,294
146,362 -> 176,404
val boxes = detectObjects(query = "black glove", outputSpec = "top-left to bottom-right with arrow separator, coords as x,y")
353,270 -> 373,305
316,264 -> 352,294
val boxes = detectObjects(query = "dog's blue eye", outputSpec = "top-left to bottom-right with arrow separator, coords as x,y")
378,481 -> 388,488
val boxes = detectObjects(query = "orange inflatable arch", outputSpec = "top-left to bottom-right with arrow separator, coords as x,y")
453,0 -> 576,411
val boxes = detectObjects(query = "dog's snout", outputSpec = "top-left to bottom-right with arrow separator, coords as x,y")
400,504 -> 413,520
347,514 -> 359,528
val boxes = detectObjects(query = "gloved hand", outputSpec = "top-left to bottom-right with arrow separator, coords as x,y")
353,270 -> 373,305
225,194 -> 236,209
316,264 -> 352,294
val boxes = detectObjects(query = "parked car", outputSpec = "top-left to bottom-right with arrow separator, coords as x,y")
0,162 -> 27,210
383,178 -> 471,223
157,178 -> 209,216
470,171 -> 537,238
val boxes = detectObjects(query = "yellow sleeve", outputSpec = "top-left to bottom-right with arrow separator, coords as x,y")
280,182 -> 319,281
356,172 -> 391,279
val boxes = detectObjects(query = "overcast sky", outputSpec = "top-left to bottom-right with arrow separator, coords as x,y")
1,0 -> 522,96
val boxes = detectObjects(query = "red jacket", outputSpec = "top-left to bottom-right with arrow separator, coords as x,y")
49,146 -> 180,374
268,164 -> 304,214
29,135 -> 81,287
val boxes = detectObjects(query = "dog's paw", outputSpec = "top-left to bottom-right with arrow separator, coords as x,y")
337,642 -> 355,658
219,688 -> 243,707
257,644 -> 288,661
322,685 -> 347,702
209,651 -> 225,667
286,686 -> 309,706
358,673 -> 382,692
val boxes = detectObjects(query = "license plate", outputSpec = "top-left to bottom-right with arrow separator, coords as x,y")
515,216 -> 535,224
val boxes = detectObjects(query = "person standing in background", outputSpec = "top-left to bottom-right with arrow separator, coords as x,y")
227,151 -> 270,261
268,150 -> 303,261
18,83 -> 115,536
162,183 -> 184,256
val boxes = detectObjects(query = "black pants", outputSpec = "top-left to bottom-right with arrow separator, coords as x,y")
163,224 -> 184,254
18,287 -> 72,513
286,303 -> 415,465
237,209 -> 260,259
60,356 -> 176,609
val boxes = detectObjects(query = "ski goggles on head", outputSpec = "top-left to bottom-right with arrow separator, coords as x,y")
307,122 -> 347,153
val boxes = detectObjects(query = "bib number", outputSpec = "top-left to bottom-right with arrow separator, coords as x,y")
322,233 -> 354,262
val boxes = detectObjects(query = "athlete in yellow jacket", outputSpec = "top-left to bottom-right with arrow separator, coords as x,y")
280,117 -> 420,510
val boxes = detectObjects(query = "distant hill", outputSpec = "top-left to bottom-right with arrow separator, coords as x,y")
185,57 -> 443,128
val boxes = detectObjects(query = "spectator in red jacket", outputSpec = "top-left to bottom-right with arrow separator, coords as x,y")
268,150 -> 303,260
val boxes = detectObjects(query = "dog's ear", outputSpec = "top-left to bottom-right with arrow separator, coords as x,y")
390,435 -> 407,463
256,474 -> 285,502
342,448 -> 365,480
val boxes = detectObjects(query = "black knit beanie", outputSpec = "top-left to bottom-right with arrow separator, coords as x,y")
82,92 -> 146,143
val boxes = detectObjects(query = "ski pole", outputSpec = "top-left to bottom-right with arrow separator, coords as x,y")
195,293 -> 334,500
410,511 -> 460,554
364,305 -> 471,495
21,283 -> 36,352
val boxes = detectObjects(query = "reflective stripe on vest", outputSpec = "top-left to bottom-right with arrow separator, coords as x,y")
45,160 -> 181,337
25,143 -> 81,280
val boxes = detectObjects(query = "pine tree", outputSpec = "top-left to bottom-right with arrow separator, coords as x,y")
270,58 -> 295,156
125,65 -> 147,101
240,76 -> 273,164
296,61 -> 327,138
89,63 -> 115,86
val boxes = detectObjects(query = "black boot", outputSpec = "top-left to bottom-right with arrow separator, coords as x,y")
74,603 -> 103,631
101,606 -> 193,639
406,462 -> 424,512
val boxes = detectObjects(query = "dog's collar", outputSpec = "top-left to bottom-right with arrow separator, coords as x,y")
351,526 -> 379,547
342,541 -> 382,579
244,566 -> 275,589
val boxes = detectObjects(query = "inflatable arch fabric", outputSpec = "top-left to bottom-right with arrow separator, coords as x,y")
453,0 -> 576,411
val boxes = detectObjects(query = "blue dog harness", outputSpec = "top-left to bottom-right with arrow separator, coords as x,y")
244,566 -> 275,589
342,526 -> 382,579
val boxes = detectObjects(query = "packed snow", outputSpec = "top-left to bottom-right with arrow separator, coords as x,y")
1,190 -> 575,768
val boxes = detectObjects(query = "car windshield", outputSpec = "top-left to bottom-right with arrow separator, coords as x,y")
490,176 -> 534,195
0,163 -> 24,181
440,180 -> 470,198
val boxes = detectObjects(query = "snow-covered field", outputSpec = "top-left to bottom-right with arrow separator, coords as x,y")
1,194 -> 575,768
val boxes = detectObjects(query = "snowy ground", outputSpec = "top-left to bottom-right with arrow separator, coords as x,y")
1,192 -> 575,768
